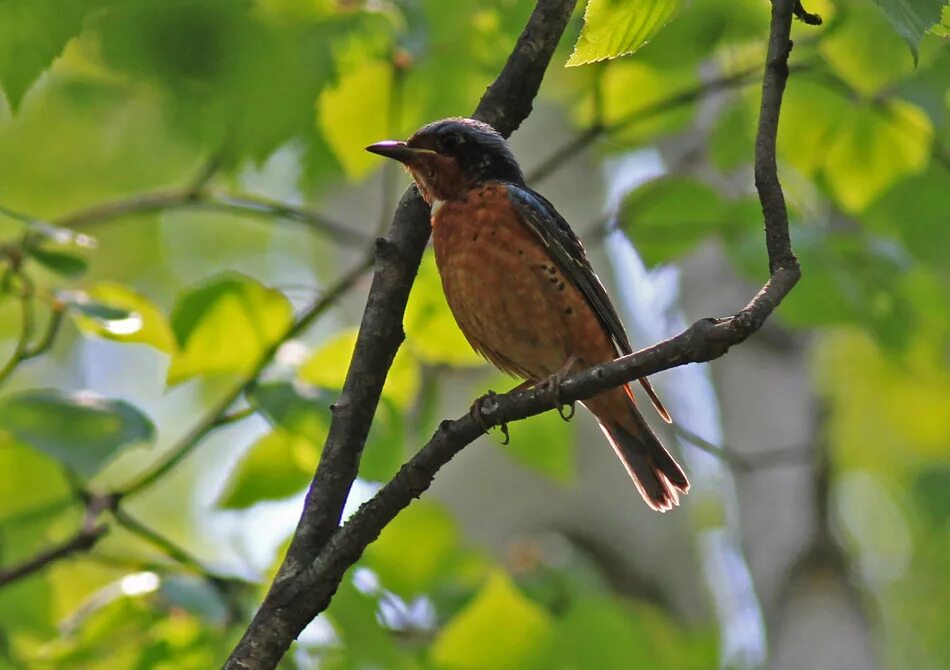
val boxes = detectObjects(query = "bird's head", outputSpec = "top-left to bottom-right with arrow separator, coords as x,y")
366,117 -> 525,204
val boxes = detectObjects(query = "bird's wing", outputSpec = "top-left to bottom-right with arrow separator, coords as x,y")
506,183 -> 672,423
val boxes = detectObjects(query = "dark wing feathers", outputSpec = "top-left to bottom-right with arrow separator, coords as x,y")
506,185 -> 633,355
506,184 -> 672,424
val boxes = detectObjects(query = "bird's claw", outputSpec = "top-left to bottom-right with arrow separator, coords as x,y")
470,390 -> 510,445
538,373 -> 575,422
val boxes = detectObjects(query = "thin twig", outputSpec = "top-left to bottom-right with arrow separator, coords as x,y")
211,405 -> 258,428
0,525 -> 108,587
793,0 -> 822,25
672,425 -> 812,471
0,272 -> 36,385
113,508 -> 245,621
50,189 -> 366,247
23,301 -> 65,360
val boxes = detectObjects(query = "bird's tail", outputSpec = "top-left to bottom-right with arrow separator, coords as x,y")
589,388 -> 689,512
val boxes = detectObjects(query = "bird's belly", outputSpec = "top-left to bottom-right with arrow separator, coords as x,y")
432,194 -> 593,380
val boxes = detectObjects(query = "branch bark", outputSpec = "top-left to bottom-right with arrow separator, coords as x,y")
223,1 -> 578,667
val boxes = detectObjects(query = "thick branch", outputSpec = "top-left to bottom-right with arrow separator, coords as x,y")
282,265 -> 801,609
223,1 -> 578,667
473,0 -> 578,136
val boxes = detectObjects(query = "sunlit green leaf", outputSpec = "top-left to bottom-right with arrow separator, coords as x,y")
299,327 -> 421,408
819,1 -> 917,95
319,59 -> 398,179
364,500 -> 460,599
871,0 -> 945,61
167,273 -> 293,384
431,570 -> 553,669
823,100 -> 932,212
71,282 -> 175,353
778,79 -> 849,177
0,389 -> 155,477
217,429 -> 317,509
570,60 -> 698,145
817,331 -> 950,471
567,0 -> 685,67
404,251 -> 485,368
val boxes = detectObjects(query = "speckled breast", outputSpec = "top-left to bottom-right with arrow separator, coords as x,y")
430,183 -> 607,381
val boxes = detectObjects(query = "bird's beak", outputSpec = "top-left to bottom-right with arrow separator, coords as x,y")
366,141 -> 438,164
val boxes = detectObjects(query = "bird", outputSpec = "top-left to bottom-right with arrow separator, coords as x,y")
367,117 -> 689,512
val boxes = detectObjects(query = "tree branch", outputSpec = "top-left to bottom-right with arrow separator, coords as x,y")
0,525 -> 107,587
223,1 -> 579,667
52,189 -> 367,247
227,1 -> 806,666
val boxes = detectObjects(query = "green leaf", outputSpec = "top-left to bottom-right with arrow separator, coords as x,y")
767,228 -> 915,348
431,571 -> 553,670
871,0 -> 945,62
319,59 -> 402,180
819,2 -> 917,95
250,380 -> 333,443
404,251 -> 485,368
778,78 -> 849,177
567,0 -> 685,67
709,99 -> 756,171
158,575 -> 230,626
0,389 -> 155,477
569,60 -> 698,145
363,501 -> 460,599
359,397 -> 405,483
217,429 -> 317,509
503,407 -> 575,483
325,576 -> 408,669
299,327 -> 421,409
94,0 -> 370,163
27,246 -> 89,277
864,166 -> 950,267
167,273 -> 293,385
823,100 -> 933,212
619,177 -> 748,265
70,282 -> 175,352
0,0 -> 106,110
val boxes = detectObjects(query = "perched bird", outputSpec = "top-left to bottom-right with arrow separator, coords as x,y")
367,118 -> 689,511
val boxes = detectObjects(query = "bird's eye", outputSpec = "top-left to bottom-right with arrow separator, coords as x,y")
440,134 -> 460,153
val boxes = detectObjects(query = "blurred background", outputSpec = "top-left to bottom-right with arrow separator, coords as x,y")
0,0 -> 947,668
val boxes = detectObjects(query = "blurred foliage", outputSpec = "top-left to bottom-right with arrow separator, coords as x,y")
0,0 -> 946,668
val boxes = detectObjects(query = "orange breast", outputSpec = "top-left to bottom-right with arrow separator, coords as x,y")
431,183 -> 617,382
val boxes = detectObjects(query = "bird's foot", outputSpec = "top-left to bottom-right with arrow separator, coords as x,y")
537,373 -> 576,422
470,390 -> 510,445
